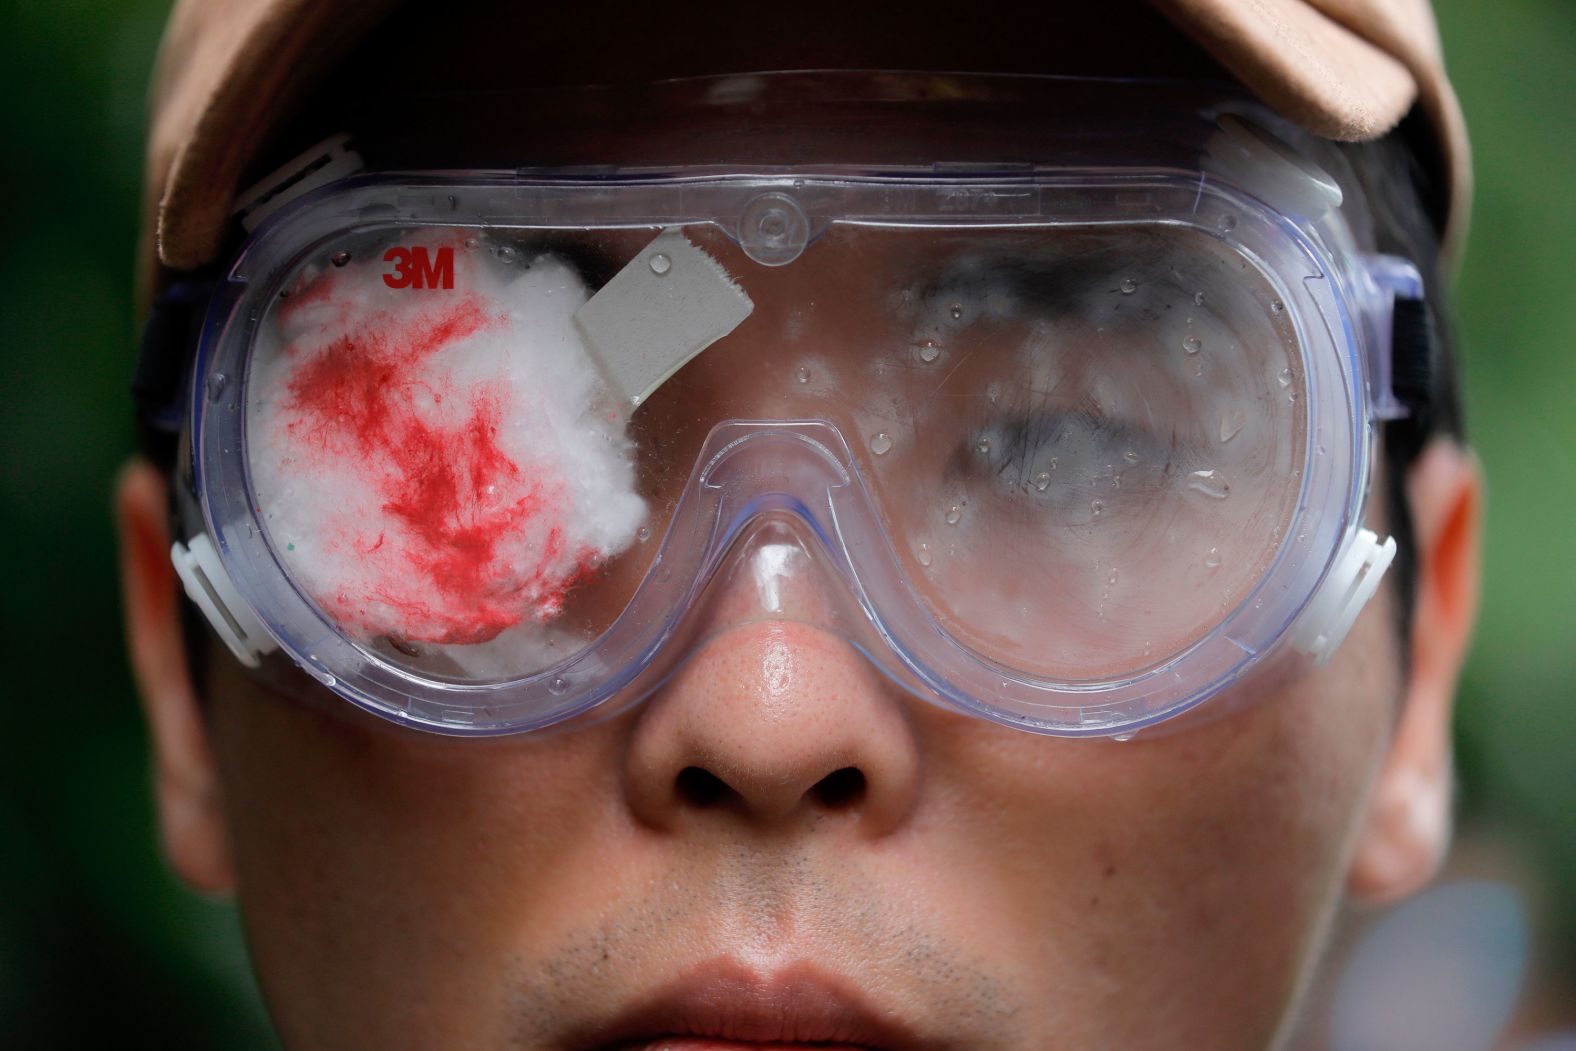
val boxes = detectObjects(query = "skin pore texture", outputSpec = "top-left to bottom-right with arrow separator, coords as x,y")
119,2 -> 1483,1048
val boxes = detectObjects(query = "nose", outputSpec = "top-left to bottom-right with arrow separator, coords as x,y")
621,525 -> 922,834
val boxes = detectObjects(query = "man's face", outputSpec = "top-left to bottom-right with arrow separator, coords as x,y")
202,588 -> 1401,1050
121,3 -> 1479,1049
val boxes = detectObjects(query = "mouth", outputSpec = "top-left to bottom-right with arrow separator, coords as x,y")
576,958 -> 935,1051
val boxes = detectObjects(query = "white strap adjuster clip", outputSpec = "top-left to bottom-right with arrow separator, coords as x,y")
171,533 -> 278,668
1291,528 -> 1397,667
234,132 -> 364,234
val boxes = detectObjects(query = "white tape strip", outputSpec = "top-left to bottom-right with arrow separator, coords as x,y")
573,228 -> 755,408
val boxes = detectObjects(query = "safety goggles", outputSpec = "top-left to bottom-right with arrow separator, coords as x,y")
160,76 -> 1420,737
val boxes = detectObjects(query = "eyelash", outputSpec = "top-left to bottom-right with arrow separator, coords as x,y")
952,409 -> 1172,506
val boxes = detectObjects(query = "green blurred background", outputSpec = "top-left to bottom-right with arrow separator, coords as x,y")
0,1 -> 1570,1047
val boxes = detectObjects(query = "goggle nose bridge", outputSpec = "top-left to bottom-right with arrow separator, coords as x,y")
678,419 -> 874,597
696,419 -> 856,492
575,417 -> 926,727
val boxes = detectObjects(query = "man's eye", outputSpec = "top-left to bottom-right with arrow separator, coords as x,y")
954,410 -> 1171,511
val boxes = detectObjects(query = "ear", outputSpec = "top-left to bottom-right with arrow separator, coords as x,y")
115,459 -> 236,895
1348,439 -> 1482,903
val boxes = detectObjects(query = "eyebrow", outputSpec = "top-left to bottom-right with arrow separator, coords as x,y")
914,248 -> 1104,320
914,252 -> 1204,377
919,228 -> 1216,327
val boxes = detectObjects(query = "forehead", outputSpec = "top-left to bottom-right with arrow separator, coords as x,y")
251,0 -> 1233,177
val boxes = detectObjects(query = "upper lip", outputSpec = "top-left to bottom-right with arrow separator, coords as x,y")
576,958 -> 936,1050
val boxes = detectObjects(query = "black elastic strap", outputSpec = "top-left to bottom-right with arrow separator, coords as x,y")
133,277 -> 215,469
1389,295 -> 1438,435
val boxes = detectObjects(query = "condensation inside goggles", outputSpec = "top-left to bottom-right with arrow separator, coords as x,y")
178,93 -> 1417,737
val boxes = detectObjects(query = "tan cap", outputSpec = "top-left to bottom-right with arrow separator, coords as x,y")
143,0 -> 1470,282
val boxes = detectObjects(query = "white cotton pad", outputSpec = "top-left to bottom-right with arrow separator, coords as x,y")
247,238 -> 647,653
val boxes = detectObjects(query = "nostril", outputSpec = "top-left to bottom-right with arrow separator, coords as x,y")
675,766 -> 737,809
672,765 -> 869,814
811,766 -> 866,810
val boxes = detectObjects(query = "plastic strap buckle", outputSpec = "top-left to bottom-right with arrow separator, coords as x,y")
171,533 -> 279,668
234,132 -> 364,234
1290,528 -> 1397,667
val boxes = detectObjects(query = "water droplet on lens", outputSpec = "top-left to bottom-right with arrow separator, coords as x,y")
945,504 -> 963,525
463,237 -> 480,252
1193,291 -> 1206,306
1277,367 -> 1294,388
648,252 -> 672,275
795,366 -> 811,384
975,436 -> 992,455
1187,469 -> 1230,499
1218,410 -> 1246,443
870,432 -> 893,456
1123,450 -> 1140,463
917,543 -> 933,567
1183,335 -> 1203,355
1270,298 -> 1285,315
548,676 -> 569,695
1204,546 -> 1223,568
1032,471 -> 1052,492
916,340 -> 941,363
496,245 -> 517,263
1112,731 -> 1135,743
986,382 -> 1002,404
1287,390 -> 1299,403
1089,499 -> 1105,516
636,526 -> 651,542
1218,213 -> 1238,232
949,302 -> 964,320
1108,569 -> 1120,586
205,372 -> 227,401
329,250 -> 351,267
1120,277 -> 1138,295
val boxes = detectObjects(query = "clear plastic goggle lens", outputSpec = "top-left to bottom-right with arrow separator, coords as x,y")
242,220 -> 1305,693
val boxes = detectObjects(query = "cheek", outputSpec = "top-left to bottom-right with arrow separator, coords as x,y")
907,619 -> 1396,1046
209,674 -> 634,1050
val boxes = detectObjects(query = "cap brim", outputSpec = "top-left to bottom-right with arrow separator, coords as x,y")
145,0 -> 1470,279
144,0 -> 399,281
1153,0 -> 1471,261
